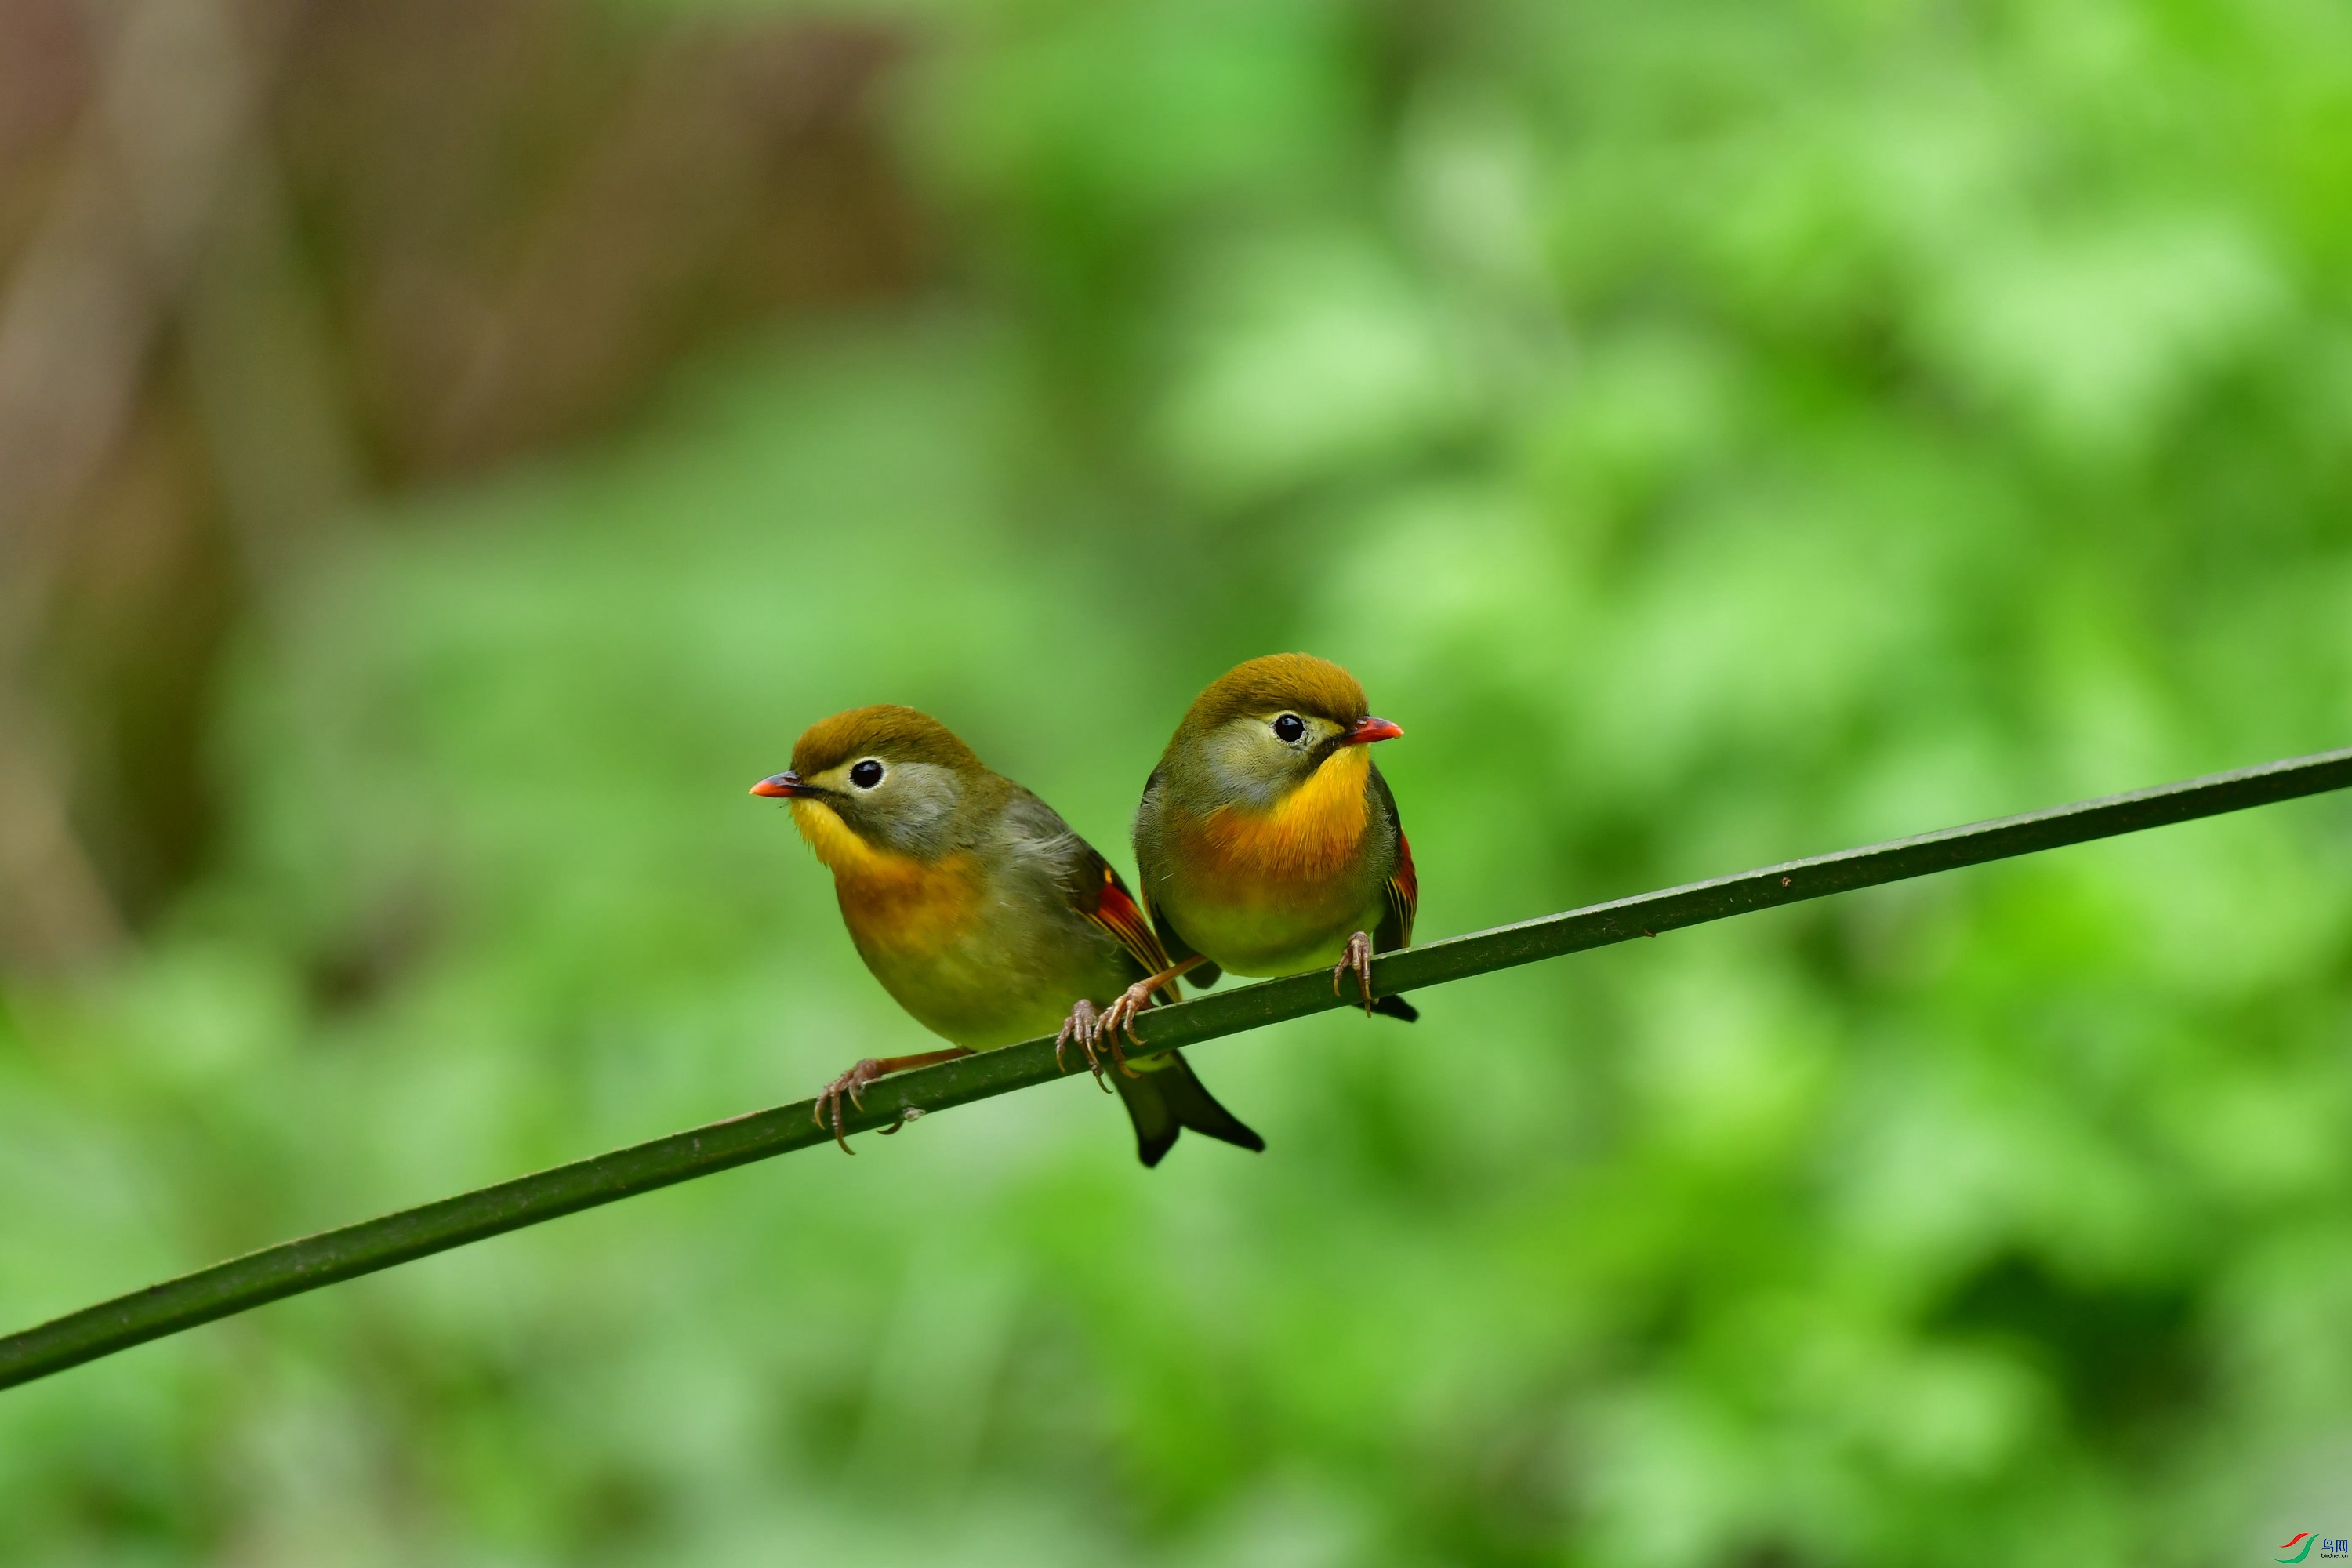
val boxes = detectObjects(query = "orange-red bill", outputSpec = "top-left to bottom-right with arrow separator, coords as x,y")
750,771 -> 808,797
1340,716 -> 1403,746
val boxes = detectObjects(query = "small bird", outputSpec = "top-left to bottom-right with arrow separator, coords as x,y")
1102,653 -> 1417,1040
750,704 -> 1262,1163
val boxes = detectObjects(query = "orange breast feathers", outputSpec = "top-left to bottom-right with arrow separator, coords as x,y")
1188,745 -> 1374,893
790,799 -> 983,954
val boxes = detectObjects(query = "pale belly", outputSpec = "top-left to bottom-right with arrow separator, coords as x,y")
1158,877 -> 1387,978
851,909 -> 1132,1051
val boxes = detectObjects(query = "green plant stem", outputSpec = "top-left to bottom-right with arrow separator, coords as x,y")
4,745 -> 2350,1391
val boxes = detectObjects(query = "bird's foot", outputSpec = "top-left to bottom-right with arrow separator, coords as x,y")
1056,999 -> 1114,1091
814,1058 -> 887,1155
1334,930 -> 1377,1017
811,1047 -> 970,1152
1094,979 -> 1158,1078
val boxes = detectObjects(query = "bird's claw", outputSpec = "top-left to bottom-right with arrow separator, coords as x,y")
813,1058 -> 886,1154
1334,930 -> 1377,1018
1056,1000 -> 1114,1091
1094,981 -> 1154,1078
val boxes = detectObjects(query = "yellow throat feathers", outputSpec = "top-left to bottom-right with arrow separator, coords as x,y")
790,798 -> 980,952
1196,745 -> 1371,887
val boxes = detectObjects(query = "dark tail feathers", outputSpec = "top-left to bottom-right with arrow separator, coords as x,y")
1112,1049 -> 1264,1167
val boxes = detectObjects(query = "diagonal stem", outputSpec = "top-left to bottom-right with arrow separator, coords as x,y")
2,744 -> 2349,1391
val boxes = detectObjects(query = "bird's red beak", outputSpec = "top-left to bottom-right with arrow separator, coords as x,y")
1339,716 -> 1403,746
750,771 -> 809,797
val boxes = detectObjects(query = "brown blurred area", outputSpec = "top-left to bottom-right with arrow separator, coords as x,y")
0,0 -> 923,973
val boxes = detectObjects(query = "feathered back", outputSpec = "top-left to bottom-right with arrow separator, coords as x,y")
1173,654 -> 1368,741
792,704 -> 985,776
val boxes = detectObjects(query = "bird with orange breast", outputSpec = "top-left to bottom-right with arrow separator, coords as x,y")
751,704 -> 1261,1163
1091,654 -> 1418,1043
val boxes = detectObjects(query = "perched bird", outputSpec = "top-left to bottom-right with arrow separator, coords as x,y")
1102,654 -> 1417,1040
750,704 -> 1262,1164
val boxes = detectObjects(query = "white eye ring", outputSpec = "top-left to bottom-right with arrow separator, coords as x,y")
1272,713 -> 1306,743
849,759 -> 885,789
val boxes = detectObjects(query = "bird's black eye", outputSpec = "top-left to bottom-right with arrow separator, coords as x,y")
1272,713 -> 1305,743
849,760 -> 884,789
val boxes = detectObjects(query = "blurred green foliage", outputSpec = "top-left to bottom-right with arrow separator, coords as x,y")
9,0 -> 2352,1562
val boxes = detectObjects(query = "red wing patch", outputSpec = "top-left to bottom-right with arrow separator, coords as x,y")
1387,830 -> 1418,949
1086,865 -> 1183,1005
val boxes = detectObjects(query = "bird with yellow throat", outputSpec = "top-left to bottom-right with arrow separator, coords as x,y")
752,705 -> 1262,1163
1090,653 -> 1418,1043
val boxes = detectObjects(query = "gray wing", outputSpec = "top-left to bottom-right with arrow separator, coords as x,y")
1001,787 -> 1178,997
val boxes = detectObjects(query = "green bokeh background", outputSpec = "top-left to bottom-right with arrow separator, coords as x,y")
9,0 -> 2352,1562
